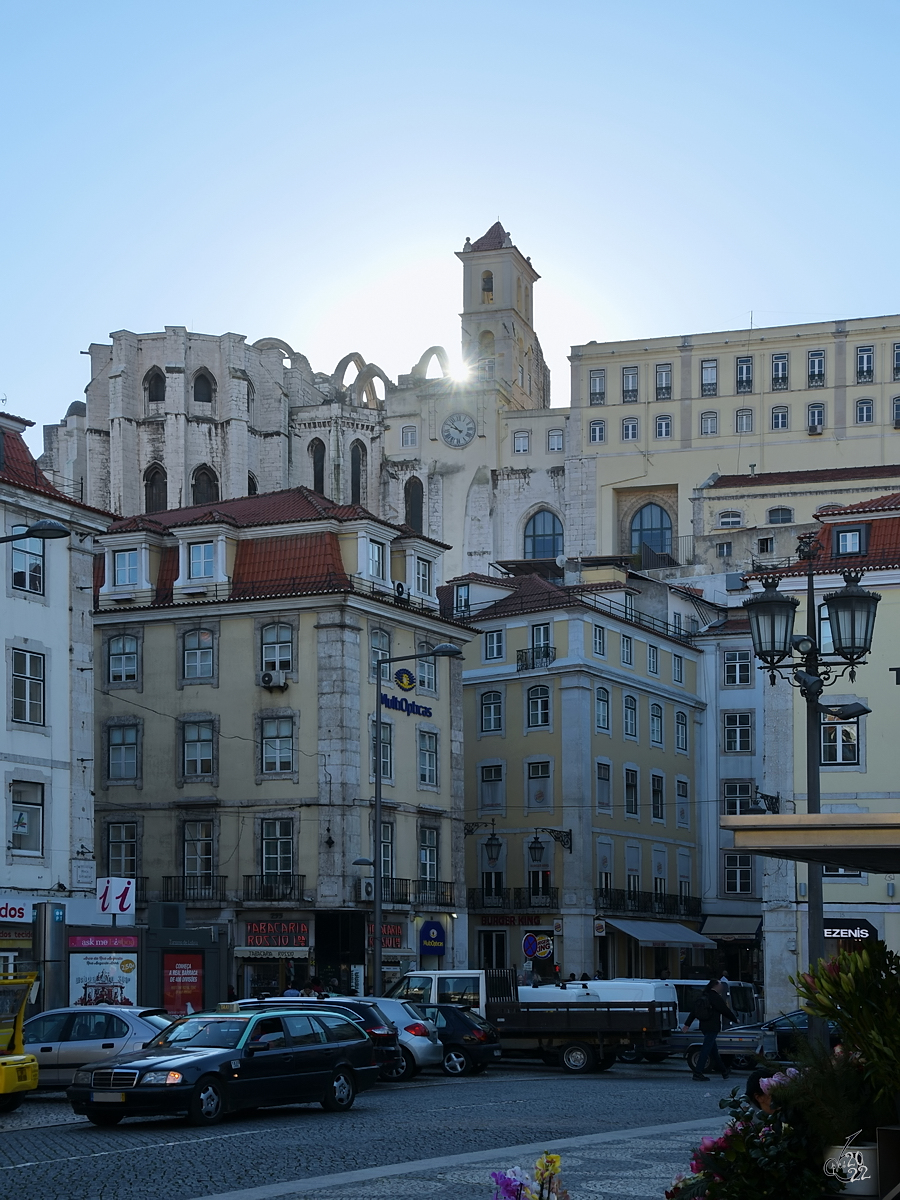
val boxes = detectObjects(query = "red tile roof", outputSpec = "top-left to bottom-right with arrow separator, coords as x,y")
813,491 -> 900,515
231,533 -> 351,598
0,418 -> 111,516
470,222 -> 509,252
710,464 -> 900,489
753,508 -> 900,578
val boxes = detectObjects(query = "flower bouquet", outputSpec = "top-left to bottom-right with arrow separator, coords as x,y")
491,1152 -> 570,1200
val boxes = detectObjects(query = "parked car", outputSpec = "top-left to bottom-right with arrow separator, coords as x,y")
227,997 -> 403,1077
23,1006 -> 172,1087
413,1003 -> 502,1076
66,1004 -> 380,1127
365,996 -> 442,1080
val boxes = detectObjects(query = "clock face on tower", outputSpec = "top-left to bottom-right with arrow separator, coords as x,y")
440,412 -> 477,447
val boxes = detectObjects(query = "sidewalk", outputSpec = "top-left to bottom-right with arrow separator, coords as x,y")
191,1118 -> 718,1200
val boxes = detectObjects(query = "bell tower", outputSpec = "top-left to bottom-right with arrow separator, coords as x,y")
457,222 -> 548,408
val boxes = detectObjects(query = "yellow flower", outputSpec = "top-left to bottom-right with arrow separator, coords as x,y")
535,1153 -> 561,1180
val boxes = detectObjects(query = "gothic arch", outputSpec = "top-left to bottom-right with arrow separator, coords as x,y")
191,368 -> 217,405
404,476 -> 424,533
191,465 -> 219,506
616,488 -> 678,556
144,463 -> 167,513
350,440 -> 367,505
143,367 -> 166,406
251,338 -> 312,373
331,352 -> 367,390
309,438 -> 326,495
521,508 -> 564,560
353,362 -> 391,408
411,345 -> 451,380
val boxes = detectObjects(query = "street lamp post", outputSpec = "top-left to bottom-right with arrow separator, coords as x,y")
367,641 -> 461,994
743,538 -> 879,1046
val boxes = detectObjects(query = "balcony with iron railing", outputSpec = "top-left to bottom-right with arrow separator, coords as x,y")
512,887 -> 559,910
736,379 -> 753,394
808,373 -> 825,388
857,369 -> 874,384
655,386 -> 671,401
516,646 -> 557,672
578,588 -> 697,644
701,382 -> 718,397
622,389 -> 638,403
163,876 -> 228,903
242,874 -> 306,903
134,877 -> 148,905
467,887 -> 512,911
633,534 -> 696,572
354,877 -> 455,906
589,391 -> 606,405
594,886 -> 701,919
772,375 -> 789,391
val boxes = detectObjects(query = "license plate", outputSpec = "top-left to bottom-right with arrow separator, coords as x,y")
492,1049 -> 501,1056
91,1091 -> 125,1103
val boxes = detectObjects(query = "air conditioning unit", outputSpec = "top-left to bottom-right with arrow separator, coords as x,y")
808,424 -> 823,435
260,670 -> 287,690
362,880 -> 375,900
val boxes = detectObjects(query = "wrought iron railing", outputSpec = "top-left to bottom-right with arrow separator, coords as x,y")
512,887 -> 559,910
736,380 -> 753,394
622,389 -> 638,403
635,534 -> 696,571
857,369 -> 874,384
355,877 -> 455,906
242,874 -> 306,902
467,887 -> 512,910
772,375 -> 789,391
516,646 -> 558,672
701,382 -> 718,397
594,886 -> 701,919
163,876 -> 227,902
655,386 -> 671,401
134,877 -> 148,904
808,374 -> 825,388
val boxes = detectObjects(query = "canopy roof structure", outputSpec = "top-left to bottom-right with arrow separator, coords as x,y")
720,814 -> 900,874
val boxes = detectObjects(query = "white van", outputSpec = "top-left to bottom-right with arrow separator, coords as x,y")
519,978 -> 677,1007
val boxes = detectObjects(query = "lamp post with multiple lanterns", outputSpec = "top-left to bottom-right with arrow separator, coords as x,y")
742,533 -> 879,1045
354,641 -> 462,995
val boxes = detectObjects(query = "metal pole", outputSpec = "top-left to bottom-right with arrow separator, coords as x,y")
373,667 -> 383,995
804,556 -> 828,1050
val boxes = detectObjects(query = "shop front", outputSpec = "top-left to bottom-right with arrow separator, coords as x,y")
474,913 -> 557,978
234,918 -> 310,997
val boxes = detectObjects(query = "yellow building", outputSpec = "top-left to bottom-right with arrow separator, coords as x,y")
92,486 -> 471,996
442,561 -> 711,980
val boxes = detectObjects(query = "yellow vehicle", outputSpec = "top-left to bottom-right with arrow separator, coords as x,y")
0,973 -> 39,1112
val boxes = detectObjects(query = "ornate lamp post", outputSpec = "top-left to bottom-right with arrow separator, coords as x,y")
743,538 -> 879,1046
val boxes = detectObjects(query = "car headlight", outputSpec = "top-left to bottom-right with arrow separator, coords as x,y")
73,1071 -> 91,1086
140,1070 -> 183,1085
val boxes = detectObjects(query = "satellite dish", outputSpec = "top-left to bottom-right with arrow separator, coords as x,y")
555,554 -> 567,568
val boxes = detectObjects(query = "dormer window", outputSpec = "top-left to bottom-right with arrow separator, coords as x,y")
114,550 -> 138,587
415,557 -> 433,596
369,539 -> 386,580
834,526 -> 867,556
189,543 -> 214,578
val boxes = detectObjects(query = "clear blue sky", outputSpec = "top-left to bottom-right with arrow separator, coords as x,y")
3,1 -> 899,453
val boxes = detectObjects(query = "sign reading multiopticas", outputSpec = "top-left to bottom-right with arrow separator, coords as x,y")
380,692 -> 432,717
395,669 -> 416,691
419,921 -> 446,956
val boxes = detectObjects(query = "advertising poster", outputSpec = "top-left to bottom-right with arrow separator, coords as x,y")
163,952 -> 204,1015
69,951 -> 138,1006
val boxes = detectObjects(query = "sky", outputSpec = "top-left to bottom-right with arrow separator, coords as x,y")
3,0 -> 900,454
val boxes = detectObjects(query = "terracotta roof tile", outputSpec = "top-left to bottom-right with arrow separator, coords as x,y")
752,507 -> 900,577
814,491 -> 900,515
710,464 -> 900,489
230,533 -> 351,599
0,421 -> 112,517
470,222 -> 509,252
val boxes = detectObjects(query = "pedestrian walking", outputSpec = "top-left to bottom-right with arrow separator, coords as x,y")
682,979 -> 737,1082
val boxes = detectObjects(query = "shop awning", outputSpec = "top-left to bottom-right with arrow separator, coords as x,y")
700,916 -> 762,942
233,946 -> 309,959
604,918 -> 715,949
720,814 -> 900,874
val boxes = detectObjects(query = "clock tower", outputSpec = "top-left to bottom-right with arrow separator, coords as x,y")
456,222 -> 549,410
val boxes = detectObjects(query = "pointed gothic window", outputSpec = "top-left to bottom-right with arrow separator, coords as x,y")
405,477 -> 424,533
310,439 -> 326,495
351,441 -> 367,505
191,466 -> 218,506
144,465 -> 167,513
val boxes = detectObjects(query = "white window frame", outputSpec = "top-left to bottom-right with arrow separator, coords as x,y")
400,425 -> 418,448
622,417 -> 639,441
620,634 -> 633,666
675,711 -> 688,753
484,629 -> 504,661
114,549 -> 138,588
589,420 -> 606,443
700,411 -> 718,436
513,431 -> 530,454
547,428 -> 564,452
189,542 -> 215,579
593,625 -> 606,656
772,406 -> 789,430
655,414 -> 672,439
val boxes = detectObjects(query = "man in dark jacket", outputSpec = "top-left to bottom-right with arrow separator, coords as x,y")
682,979 -> 738,1081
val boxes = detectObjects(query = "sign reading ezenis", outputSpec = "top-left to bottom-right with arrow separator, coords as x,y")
823,918 -> 878,941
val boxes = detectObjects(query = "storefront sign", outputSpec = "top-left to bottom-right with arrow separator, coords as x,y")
481,914 -> 552,926
395,669 -> 415,691
69,935 -> 138,950
233,946 -> 310,959
380,692 -> 432,718
594,920 -> 607,937
367,922 -> 404,949
0,924 -> 33,949
824,918 -> 878,941
243,920 -> 308,948
0,901 -> 29,921
70,952 -> 138,1006
96,877 -> 136,916
419,921 -> 446,956
163,952 -> 204,1014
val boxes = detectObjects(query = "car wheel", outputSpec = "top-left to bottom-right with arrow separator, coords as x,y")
321,1069 -> 356,1112
441,1047 -> 473,1077
617,1046 -> 645,1064
560,1042 -> 596,1074
87,1110 -> 124,1127
0,1094 -> 24,1113
379,1048 -> 416,1082
188,1076 -> 226,1126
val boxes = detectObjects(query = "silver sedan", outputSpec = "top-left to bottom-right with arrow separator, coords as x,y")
23,1006 -> 172,1087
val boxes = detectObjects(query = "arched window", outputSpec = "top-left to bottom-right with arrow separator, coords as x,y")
481,690 -> 502,732
700,411 -> 718,435
630,503 -> 672,555
146,369 -> 165,405
650,703 -> 663,744
108,635 -> 137,684
623,695 -> 637,737
772,406 -> 789,430
524,510 -> 563,559
655,414 -> 672,439
767,506 -> 794,525
144,465 -> 167,513
718,510 -> 742,527
247,473 -> 258,496
481,271 -> 494,299
404,477 -> 424,533
856,398 -> 874,423
735,408 -> 753,433
309,439 -> 326,495
191,466 -> 218,506
527,685 -> 550,728
184,629 -> 214,678
675,711 -> 688,752
595,686 -> 609,730
193,372 -> 214,404
351,441 -> 367,505
261,624 -> 292,672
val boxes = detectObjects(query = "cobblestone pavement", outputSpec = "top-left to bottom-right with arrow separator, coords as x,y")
0,1061 -> 733,1200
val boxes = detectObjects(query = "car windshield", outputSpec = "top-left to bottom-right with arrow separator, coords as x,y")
143,1014 -> 174,1031
148,1017 -> 249,1048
